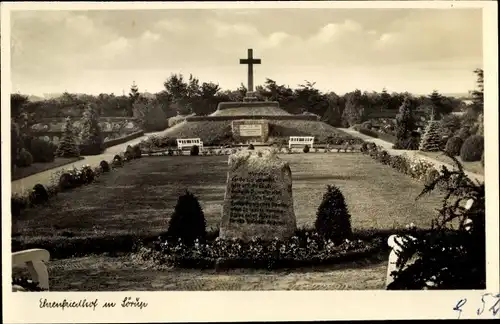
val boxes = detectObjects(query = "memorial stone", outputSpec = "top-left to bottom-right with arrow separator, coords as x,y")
219,149 -> 296,241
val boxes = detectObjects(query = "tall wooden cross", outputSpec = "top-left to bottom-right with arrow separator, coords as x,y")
239,48 -> 261,93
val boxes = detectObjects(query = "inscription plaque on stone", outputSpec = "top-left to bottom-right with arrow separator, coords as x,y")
239,124 -> 263,137
219,149 -> 296,241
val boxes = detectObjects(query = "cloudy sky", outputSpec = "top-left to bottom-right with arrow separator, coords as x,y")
10,8 -> 483,96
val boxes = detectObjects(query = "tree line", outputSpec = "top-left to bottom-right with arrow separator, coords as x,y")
12,69 -> 482,130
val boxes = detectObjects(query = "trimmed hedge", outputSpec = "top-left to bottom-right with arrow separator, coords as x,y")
103,131 -> 145,149
444,136 -> 463,156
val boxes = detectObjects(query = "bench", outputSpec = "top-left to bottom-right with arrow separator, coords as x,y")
288,136 -> 315,149
177,138 -> 204,151
12,249 -> 50,291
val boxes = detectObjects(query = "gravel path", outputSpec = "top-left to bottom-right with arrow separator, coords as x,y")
11,124 -> 186,195
341,128 -> 484,182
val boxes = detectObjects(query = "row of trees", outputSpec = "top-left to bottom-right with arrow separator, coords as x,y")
13,70 -> 478,129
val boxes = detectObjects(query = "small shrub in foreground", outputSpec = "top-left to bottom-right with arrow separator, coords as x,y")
248,144 -> 255,150
460,135 -> 484,162
315,185 -> 352,243
303,145 -> 310,153
27,138 -> 56,163
167,191 -> 206,245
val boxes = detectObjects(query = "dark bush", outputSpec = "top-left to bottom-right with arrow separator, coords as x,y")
125,145 -> 135,159
16,149 -> 33,167
377,150 -> 390,165
360,142 -> 369,153
460,135 -> 484,162
167,191 -> 207,245
58,173 -> 74,190
168,148 -> 174,156
29,184 -> 49,206
444,136 -> 463,156
248,144 -> 255,150
303,145 -> 310,153
12,195 -> 29,218
133,144 -> 142,158
403,135 -> 420,150
315,185 -> 352,243
190,145 -> 200,156
124,150 -> 133,161
359,128 -> 379,138
100,160 -> 110,172
456,126 -> 471,140
81,166 -> 95,184
27,138 -> 56,163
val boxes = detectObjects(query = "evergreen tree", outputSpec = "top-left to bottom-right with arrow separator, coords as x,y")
394,97 -> 416,149
128,81 -> 140,116
471,68 -> 483,114
56,117 -> 80,157
167,190 -> 207,245
341,93 -> 363,127
428,90 -> 442,119
314,185 -> 352,243
419,118 -> 442,152
79,105 -> 103,155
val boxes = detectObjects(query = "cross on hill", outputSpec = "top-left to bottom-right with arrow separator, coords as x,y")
239,48 -> 261,93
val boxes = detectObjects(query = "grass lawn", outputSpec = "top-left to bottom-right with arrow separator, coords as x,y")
12,152 -> 444,291
11,157 -> 84,181
13,153 -> 442,249
418,151 -> 484,175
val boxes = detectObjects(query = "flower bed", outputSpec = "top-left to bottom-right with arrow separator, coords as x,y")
360,141 -> 458,186
136,230 -> 385,270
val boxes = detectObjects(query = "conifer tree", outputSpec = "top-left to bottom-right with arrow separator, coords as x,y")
79,105 -> 103,155
419,118 -> 442,152
394,97 -> 416,149
56,117 -> 80,157
167,190 -> 207,245
315,185 -> 352,243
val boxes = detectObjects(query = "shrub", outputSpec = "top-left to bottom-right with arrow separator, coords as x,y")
133,144 -> 142,158
167,191 -> 207,245
26,138 -> 56,163
359,128 -> 379,138
58,173 -> 74,190
388,157 -> 485,290
456,126 -> 471,140
79,105 -> 104,155
29,184 -> 49,206
100,160 -> 110,172
81,166 -> 95,184
112,155 -> 123,167
303,145 -> 310,153
11,194 -> 29,218
377,150 -> 390,165
190,145 -> 200,156
460,135 -> 484,162
248,144 -> 255,150
444,136 -> 463,156
125,145 -> 135,159
394,98 -> 416,149
315,185 -> 352,243
56,117 -> 80,158
16,149 -> 33,167
419,120 -> 441,152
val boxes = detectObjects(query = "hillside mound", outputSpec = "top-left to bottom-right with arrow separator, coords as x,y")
210,106 -> 291,117
165,119 -> 356,145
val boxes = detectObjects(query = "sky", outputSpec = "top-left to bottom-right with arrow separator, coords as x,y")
10,8 -> 483,96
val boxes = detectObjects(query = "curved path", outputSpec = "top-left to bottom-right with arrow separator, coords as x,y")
341,128 -> 484,183
11,123 -> 186,195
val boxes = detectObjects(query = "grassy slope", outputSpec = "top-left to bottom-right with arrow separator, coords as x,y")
211,106 -> 291,116
164,119 -> 357,142
13,154 -> 442,246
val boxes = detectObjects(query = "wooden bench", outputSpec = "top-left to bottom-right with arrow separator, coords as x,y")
176,138 -> 204,151
12,249 -> 50,291
288,136 -> 314,149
